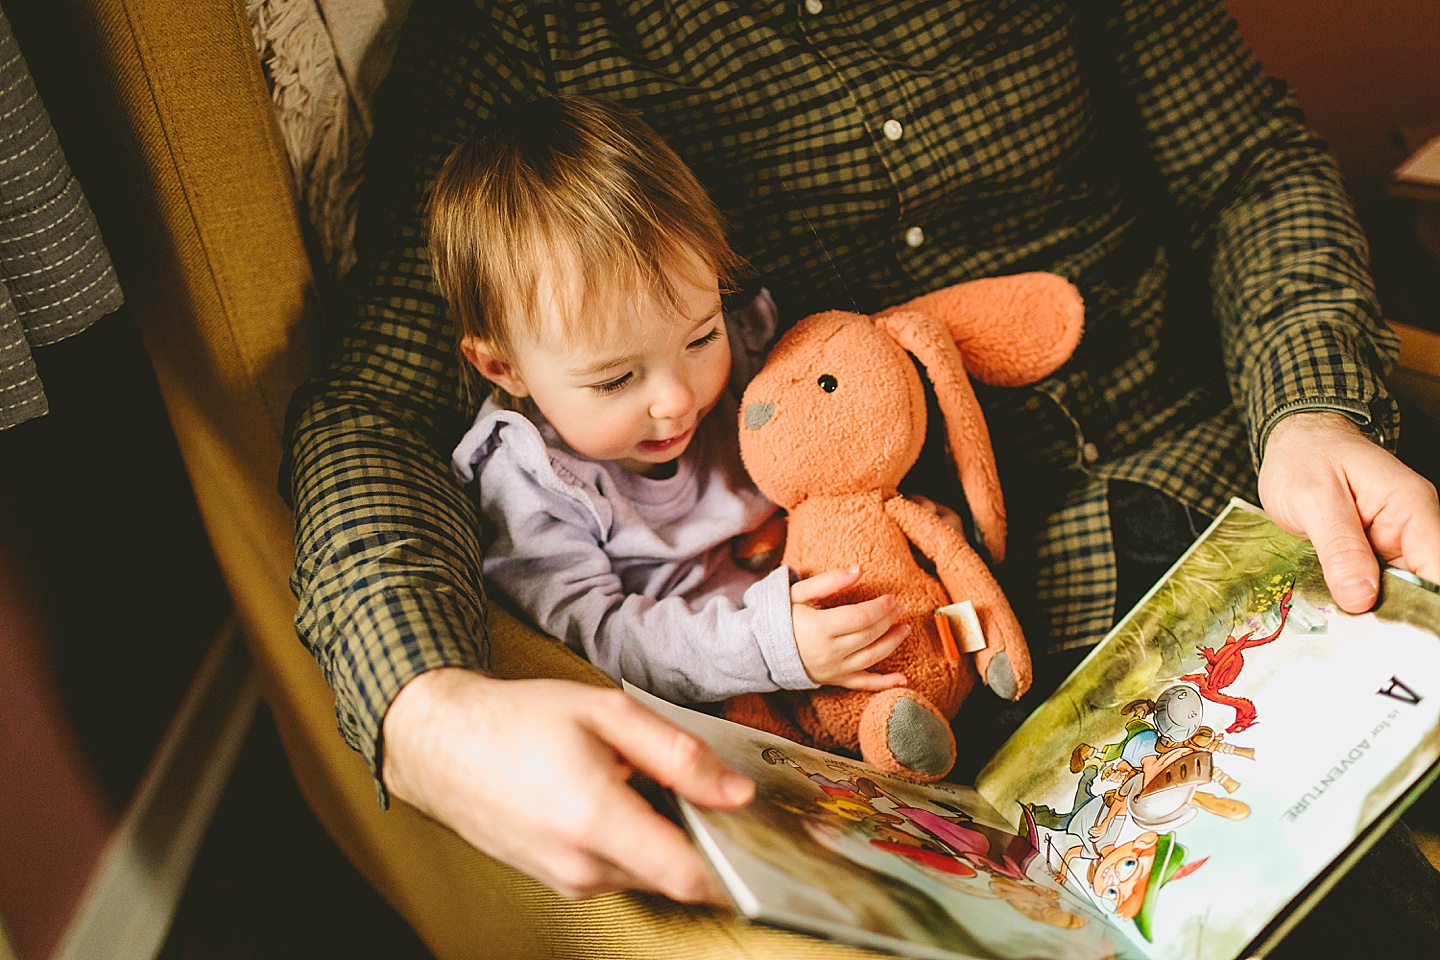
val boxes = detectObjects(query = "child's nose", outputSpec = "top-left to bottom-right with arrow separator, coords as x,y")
649,372 -> 696,419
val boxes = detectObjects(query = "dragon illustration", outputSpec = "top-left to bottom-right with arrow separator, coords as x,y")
1181,580 -> 1295,733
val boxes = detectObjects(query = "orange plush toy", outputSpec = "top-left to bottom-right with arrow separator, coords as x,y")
727,273 -> 1084,781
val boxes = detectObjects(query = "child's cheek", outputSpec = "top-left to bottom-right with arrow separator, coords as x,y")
590,410 -> 650,458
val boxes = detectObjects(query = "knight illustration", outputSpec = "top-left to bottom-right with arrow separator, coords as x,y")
1028,682 -> 1249,939
1068,684 -> 1255,778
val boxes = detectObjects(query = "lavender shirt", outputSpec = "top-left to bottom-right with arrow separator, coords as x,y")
450,291 -> 814,703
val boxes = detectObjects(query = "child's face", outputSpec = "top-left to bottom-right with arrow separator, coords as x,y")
468,265 -> 731,476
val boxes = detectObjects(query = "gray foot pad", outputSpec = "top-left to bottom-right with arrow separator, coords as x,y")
986,651 -> 1017,700
887,697 -> 953,778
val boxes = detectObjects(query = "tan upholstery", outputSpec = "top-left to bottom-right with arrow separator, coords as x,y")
49,0 -> 1440,955
1392,320 -> 1440,425
51,0 -> 884,955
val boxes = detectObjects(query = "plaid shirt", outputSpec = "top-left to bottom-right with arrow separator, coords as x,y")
287,0 -> 1399,797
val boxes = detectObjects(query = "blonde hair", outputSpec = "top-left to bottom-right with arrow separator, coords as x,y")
426,95 -> 745,401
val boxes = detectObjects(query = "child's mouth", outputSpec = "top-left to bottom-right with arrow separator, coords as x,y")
639,426 -> 693,453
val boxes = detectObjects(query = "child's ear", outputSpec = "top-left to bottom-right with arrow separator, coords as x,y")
460,336 -> 529,398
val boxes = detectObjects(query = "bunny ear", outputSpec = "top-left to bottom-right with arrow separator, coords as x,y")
876,310 -> 1007,563
881,273 -> 1084,387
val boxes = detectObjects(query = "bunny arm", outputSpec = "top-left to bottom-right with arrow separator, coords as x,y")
884,495 -> 1033,700
876,311 -> 1007,563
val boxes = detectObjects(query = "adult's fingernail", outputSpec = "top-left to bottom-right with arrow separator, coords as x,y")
722,773 -> 754,803
1339,575 -> 1377,605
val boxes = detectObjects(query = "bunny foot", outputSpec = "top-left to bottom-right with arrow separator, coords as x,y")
976,644 -> 1030,701
983,649 -> 1017,699
857,688 -> 956,782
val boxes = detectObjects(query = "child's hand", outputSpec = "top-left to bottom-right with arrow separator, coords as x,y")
908,494 -> 965,535
791,566 -> 910,691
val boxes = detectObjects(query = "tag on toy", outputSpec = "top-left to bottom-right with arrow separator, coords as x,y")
934,600 -> 986,659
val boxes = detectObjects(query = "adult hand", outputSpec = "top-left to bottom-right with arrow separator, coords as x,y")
907,494 -> 966,536
381,668 -> 754,902
1258,411 -> 1440,613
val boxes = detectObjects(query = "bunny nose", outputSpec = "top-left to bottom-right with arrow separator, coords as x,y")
744,400 -> 776,430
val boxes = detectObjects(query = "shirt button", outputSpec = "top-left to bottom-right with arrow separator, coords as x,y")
904,226 -> 925,248
882,119 -> 904,141
1082,442 -> 1100,464
804,0 -> 823,13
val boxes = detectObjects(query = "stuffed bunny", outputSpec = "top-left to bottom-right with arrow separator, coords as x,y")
726,273 -> 1084,781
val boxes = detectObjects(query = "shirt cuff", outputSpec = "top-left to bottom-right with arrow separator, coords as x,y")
1255,397 -> 1392,466
1245,318 -> 1400,466
748,564 -> 818,691
319,585 -> 487,809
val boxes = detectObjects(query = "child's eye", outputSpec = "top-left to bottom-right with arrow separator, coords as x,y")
688,327 -> 722,349
591,372 -> 633,395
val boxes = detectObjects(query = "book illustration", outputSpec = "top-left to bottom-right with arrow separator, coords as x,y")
762,747 -> 1087,930
627,500 -> 1440,960
629,685 -> 1143,960
1181,578 -> 1294,733
1029,580 -> 1299,933
978,501 -> 1440,960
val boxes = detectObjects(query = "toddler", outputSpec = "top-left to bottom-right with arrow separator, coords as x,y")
429,95 -> 913,705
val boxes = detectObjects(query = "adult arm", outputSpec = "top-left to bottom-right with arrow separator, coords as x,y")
285,3 -> 749,900
1098,0 -> 1440,603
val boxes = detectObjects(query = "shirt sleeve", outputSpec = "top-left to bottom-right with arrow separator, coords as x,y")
1096,0 -> 1400,464
477,450 -> 816,704
284,6 -> 550,805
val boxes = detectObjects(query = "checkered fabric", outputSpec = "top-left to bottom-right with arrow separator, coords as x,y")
286,0 -> 1398,798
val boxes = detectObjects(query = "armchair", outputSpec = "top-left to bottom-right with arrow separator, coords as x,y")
53,0 -> 1440,956
58,0 -> 873,956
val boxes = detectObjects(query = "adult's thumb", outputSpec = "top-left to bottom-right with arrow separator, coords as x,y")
1308,502 -> 1380,613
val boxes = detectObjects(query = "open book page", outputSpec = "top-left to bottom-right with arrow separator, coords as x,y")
1395,134 -> 1440,187
1389,132 -> 1440,201
629,685 -> 1146,960
975,500 -> 1440,960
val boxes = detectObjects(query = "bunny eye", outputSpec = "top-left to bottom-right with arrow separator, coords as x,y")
817,374 -> 838,393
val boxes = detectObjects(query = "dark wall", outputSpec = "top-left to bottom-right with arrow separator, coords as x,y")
1229,0 -> 1440,335
1230,0 -> 1440,193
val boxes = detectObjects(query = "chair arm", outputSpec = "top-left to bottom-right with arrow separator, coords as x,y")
1390,320 -> 1440,423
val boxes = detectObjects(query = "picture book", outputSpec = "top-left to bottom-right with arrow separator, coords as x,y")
1391,131 -> 1440,201
629,499 -> 1440,960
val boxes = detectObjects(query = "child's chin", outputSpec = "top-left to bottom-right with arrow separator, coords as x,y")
617,449 -> 684,477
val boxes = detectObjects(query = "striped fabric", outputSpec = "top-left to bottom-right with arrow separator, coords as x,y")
0,9 -> 124,429
287,0 -> 1398,796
